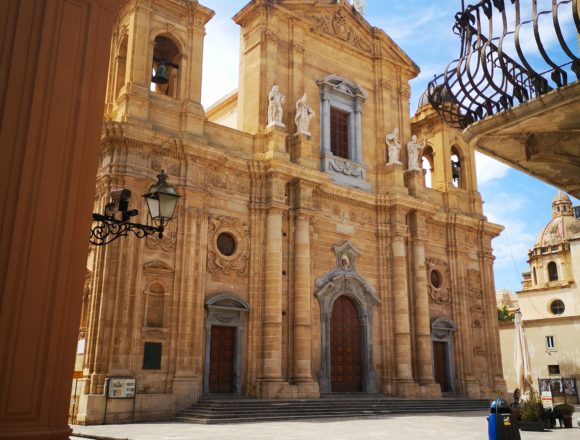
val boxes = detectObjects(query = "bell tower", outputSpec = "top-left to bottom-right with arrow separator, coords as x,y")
105,0 -> 214,136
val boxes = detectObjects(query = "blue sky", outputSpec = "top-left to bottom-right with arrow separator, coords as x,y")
200,0 -> 579,293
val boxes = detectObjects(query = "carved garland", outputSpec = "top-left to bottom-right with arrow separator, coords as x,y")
207,215 -> 250,277
306,10 -> 373,55
467,269 -> 483,299
426,258 -> 451,305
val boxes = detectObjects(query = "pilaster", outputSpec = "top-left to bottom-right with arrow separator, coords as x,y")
390,207 -> 420,397
410,211 -> 440,397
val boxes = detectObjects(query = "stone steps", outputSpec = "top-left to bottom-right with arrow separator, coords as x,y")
174,396 -> 490,424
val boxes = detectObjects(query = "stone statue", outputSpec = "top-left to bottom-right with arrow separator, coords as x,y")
267,85 -> 285,127
295,93 -> 315,136
407,135 -> 426,171
352,0 -> 365,15
385,128 -> 401,165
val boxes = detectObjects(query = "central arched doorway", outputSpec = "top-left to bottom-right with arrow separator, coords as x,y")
331,296 -> 363,392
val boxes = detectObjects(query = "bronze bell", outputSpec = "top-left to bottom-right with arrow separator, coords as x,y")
452,161 -> 461,180
152,62 -> 169,85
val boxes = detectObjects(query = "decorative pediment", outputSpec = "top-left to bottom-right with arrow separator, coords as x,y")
315,241 -> 379,308
316,74 -> 368,100
143,260 -> 174,274
306,8 -> 374,55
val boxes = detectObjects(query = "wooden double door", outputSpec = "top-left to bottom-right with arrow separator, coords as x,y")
433,341 -> 452,392
330,296 -> 363,392
209,325 -> 236,394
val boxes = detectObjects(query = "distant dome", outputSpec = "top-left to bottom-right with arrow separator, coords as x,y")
534,191 -> 580,247
417,84 -> 453,111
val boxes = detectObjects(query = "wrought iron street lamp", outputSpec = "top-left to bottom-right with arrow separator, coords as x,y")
90,170 -> 180,246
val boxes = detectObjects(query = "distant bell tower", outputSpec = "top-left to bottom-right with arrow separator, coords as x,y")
105,0 -> 214,136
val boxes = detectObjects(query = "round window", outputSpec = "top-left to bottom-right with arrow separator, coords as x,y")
217,232 -> 237,257
550,300 -> 565,315
430,269 -> 442,288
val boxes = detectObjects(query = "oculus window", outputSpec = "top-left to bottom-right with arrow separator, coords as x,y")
549,299 -> 565,315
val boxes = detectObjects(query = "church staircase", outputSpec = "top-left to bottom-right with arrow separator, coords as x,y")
173,395 -> 490,424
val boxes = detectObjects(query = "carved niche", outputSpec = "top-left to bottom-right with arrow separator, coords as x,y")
426,258 -> 451,305
207,215 -> 250,277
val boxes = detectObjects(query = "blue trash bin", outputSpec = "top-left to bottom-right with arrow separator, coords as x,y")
488,397 -> 521,440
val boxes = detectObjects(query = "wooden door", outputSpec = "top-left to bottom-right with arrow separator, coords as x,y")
433,341 -> 451,392
331,296 -> 362,392
209,326 -> 235,393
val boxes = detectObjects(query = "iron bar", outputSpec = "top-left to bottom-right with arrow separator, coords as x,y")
428,0 -> 580,128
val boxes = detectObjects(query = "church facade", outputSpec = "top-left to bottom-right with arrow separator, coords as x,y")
73,0 -> 506,424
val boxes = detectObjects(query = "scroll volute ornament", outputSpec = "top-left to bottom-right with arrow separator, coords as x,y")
207,215 -> 250,277
426,258 -> 451,305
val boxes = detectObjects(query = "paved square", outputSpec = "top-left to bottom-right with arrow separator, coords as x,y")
71,412 -> 580,440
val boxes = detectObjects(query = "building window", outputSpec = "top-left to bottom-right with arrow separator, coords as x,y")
532,267 -> 537,285
317,74 -> 370,191
550,299 -> 565,315
450,146 -> 463,188
217,232 -> 237,257
330,108 -> 350,159
143,342 -> 162,370
547,261 -> 558,281
421,146 -> 434,188
545,335 -> 555,350
548,364 -> 560,375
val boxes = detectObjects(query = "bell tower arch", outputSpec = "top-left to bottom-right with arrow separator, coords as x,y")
105,0 -> 214,135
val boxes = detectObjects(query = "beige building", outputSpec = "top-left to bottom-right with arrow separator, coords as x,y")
72,0 -> 507,424
499,192 -> 580,401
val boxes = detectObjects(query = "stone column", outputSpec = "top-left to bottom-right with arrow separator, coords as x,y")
411,212 -> 441,397
320,94 -> 331,154
354,100 -> 363,163
262,206 -> 284,383
0,1 -> 120,438
390,212 -> 419,397
292,213 -> 318,395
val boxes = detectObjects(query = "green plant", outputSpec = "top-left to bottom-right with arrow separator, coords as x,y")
497,306 -> 515,322
518,388 -> 543,421
553,404 -> 575,417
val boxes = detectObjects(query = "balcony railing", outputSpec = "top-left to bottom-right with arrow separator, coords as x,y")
428,0 -> 580,128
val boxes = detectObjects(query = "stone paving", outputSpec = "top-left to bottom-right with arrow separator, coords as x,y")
71,411 -> 580,440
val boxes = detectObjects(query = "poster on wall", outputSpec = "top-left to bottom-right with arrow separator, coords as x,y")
107,378 -> 136,399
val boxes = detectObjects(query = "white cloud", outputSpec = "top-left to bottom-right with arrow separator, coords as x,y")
475,151 -> 511,185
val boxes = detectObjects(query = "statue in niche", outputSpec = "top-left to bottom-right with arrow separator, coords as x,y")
407,135 -> 426,171
385,128 -> 401,165
295,93 -> 315,136
267,85 -> 285,127
352,0 -> 365,15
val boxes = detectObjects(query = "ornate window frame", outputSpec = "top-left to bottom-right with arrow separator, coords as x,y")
317,74 -> 370,191
315,241 -> 379,394
203,293 -> 250,395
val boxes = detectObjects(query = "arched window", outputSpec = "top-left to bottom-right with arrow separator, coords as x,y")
450,146 -> 464,189
151,35 -> 181,98
421,146 -> 434,188
548,261 -> 558,281
532,266 -> 537,285
114,35 -> 128,99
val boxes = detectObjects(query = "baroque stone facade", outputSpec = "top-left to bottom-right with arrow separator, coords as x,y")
73,0 -> 506,424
